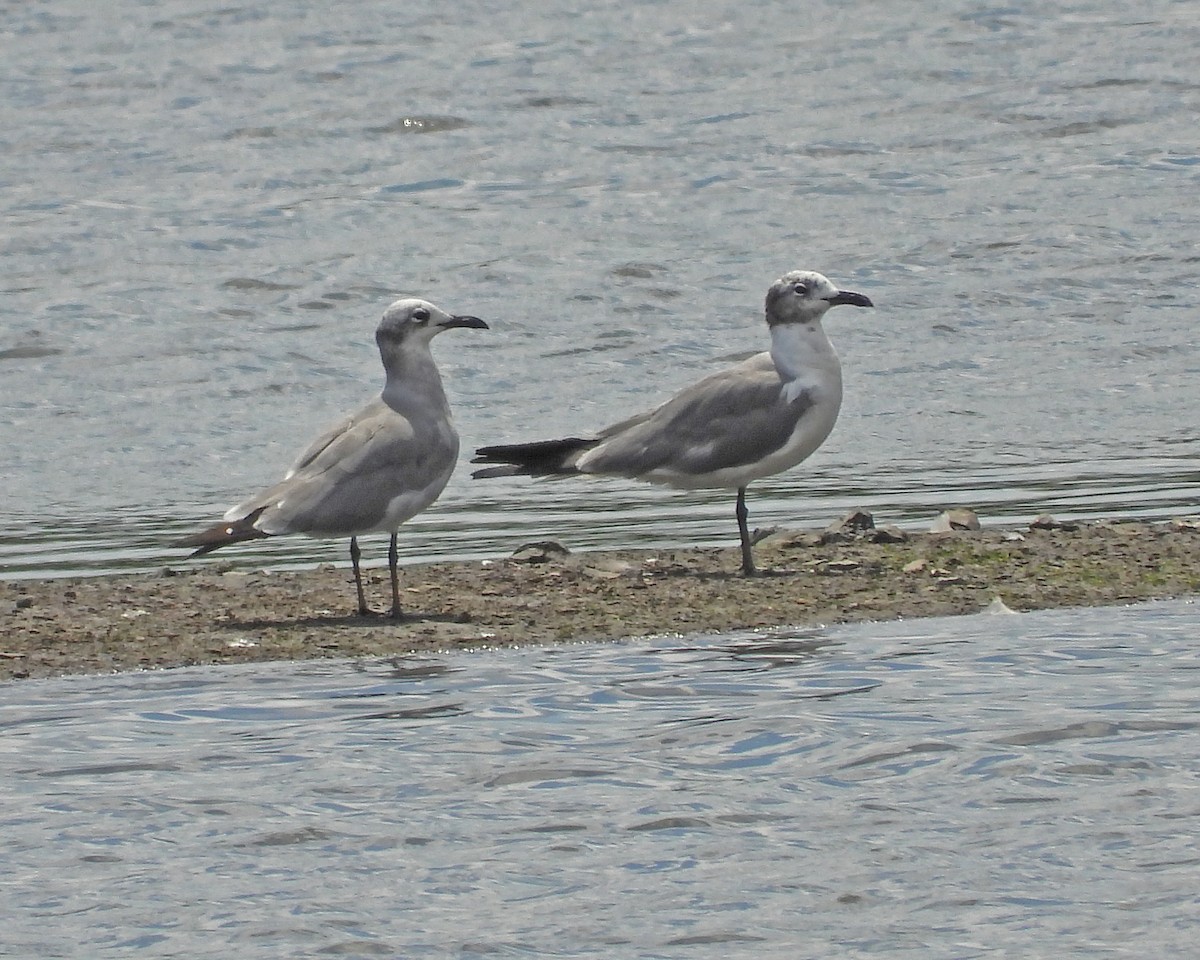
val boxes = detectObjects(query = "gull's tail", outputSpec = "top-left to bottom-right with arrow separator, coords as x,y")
171,507 -> 270,558
471,438 -> 596,479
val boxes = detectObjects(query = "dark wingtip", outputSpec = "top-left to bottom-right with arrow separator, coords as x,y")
172,507 -> 270,558
470,464 -> 521,479
471,437 -> 594,477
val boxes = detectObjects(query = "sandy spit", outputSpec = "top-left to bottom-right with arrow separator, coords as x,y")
4,515 -> 1199,681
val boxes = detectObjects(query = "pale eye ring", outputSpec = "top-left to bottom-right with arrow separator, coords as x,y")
412,307 -> 431,322
792,282 -> 808,295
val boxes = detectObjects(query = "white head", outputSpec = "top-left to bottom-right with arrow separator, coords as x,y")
765,271 -> 873,327
375,298 -> 489,354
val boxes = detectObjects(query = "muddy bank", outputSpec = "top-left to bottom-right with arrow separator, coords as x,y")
4,514 -> 1199,681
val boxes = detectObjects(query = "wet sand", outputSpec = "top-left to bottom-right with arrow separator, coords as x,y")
4,514 -> 1199,681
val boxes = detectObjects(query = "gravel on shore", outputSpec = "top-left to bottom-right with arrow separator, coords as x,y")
5,513 -> 1200,681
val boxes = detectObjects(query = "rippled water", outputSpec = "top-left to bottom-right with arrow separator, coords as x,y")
2,0 -> 1198,577
5,7 -> 1198,951
3,598 -> 1198,957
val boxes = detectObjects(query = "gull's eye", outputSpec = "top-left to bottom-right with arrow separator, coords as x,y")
412,307 -> 430,322
792,282 -> 808,296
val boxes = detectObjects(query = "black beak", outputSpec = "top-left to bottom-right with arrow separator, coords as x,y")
441,314 -> 490,330
825,290 -> 873,308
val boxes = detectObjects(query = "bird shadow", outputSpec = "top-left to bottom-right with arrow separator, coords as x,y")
217,609 -> 473,630
695,569 -> 801,583
642,560 -> 802,583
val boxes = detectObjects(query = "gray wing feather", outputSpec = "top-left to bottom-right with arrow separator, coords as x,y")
227,398 -> 457,536
585,354 -> 815,477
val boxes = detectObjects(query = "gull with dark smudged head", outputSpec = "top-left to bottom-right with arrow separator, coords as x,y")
472,270 -> 872,575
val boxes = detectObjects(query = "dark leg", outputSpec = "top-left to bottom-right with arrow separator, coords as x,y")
388,532 -> 403,619
736,486 -> 757,577
349,536 -> 369,616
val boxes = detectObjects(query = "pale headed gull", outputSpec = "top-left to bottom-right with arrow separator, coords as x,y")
174,298 -> 488,616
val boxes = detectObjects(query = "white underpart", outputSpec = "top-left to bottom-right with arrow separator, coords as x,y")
374,460 -> 456,533
631,318 -> 843,490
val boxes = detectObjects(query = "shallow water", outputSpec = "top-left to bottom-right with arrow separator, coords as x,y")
2,0 -> 1199,577
3,598 -> 1198,957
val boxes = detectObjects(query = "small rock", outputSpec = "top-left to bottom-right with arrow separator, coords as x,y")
870,524 -> 908,544
510,540 -> 571,564
930,509 -> 981,533
13,596 -> 34,611
779,532 -> 821,549
813,557 -> 862,574
1030,514 -> 1078,531
749,525 -> 780,546
583,558 -> 634,579
819,509 -> 875,544
902,558 -> 927,574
